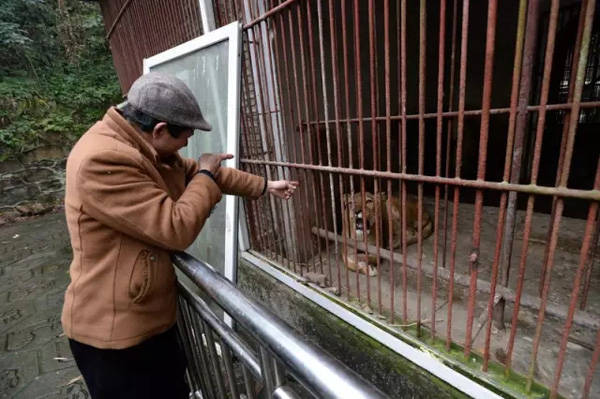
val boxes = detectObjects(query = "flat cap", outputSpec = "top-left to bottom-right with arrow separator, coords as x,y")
126,72 -> 212,131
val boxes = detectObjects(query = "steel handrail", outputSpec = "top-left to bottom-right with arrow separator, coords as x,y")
177,280 -> 263,380
172,251 -> 389,399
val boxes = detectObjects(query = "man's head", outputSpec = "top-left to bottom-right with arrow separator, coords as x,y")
119,72 -> 211,157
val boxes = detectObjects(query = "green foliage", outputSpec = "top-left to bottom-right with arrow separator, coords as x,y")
0,0 -> 122,161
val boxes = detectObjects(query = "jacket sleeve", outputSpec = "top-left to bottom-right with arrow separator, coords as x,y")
182,158 -> 265,199
77,150 -> 222,251
215,167 -> 265,199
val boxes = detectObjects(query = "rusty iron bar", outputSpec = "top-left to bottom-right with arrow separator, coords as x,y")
497,0 -> 527,291
500,0 -> 553,372
446,0 -> 469,350
353,0 -> 369,306
327,0 -> 347,295
368,0 -> 384,316
316,0 -> 341,292
243,0 -> 298,29
303,1 -> 331,276
273,2 -> 316,274
515,0 -> 561,316
257,5 -> 290,267
415,0 -> 427,338
442,0 -> 459,273
269,0 -> 307,273
105,0 -> 133,40
499,0 -> 541,316
290,2 -> 324,274
584,324 -> 600,399
384,0 -> 395,323
526,0 -> 597,392
580,213 -> 600,309
464,0 -> 497,359
551,161 -> 600,397
263,0 -> 295,272
400,0 -> 408,324
263,0 -> 300,272
474,0 -> 496,371
341,0 -> 359,302
299,100 -> 600,126
539,0 -> 589,298
242,16 -> 276,260
432,0 -> 447,342
248,1 -> 287,266
240,159 -> 600,203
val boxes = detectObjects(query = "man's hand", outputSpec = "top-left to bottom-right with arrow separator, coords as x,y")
267,180 -> 299,200
198,153 -> 234,174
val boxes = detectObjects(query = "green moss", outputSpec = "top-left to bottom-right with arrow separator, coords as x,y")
239,258 -> 560,398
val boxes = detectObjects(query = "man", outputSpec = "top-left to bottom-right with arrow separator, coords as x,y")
62,72 -> 298,398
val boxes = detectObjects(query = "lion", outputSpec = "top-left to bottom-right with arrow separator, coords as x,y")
341,192 -> 433,276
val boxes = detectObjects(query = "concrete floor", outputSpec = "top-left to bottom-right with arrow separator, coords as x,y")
304,198 -> 600,399
0,211 -> 89,399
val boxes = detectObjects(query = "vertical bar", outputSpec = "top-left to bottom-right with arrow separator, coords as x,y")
201,320 -> 227,399
527,0 -> 597,392
284,4 -> 319,274
260,347 -> 275,396
583,327 -> 600,399
251,2 -> 287,265
328,0 -> 348,296
551,162 -> 600,398
400,0 -> 408,323
416,0 -> 427,337
368,0 -> 383,315
273,357 -> 285,387
184,301 -> 216,399
497,0 -> 528,301
580,216 -> 600,310
384,0 -> 395,322
446,0 -> 470,350
305,0 -> 332,276
177,299 -> 206,394
541,1 -> 588,298
241,365 -> 256,399
317,0 -> 341,288
221,344 -> 241,399
262,1 -> 297,272
464,0 -> 497,358
354,0 -> 369,305
442,0 -> 459,270
296,2 -> 327,274
341,0 -> 359,301
432,0 -> 447,340
497,0 -> 530,372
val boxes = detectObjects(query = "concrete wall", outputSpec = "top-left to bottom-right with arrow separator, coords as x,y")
237,257 -> 469,398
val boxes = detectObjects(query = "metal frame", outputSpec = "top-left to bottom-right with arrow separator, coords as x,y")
143,21 -> 243,285
173,251 -> 389,399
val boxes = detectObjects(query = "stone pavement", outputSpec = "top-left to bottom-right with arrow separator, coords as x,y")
0,211 -> 89,398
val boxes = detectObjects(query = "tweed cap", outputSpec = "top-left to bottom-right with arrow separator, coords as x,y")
126,72 -> 212,131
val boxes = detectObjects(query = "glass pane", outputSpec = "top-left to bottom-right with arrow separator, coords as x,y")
150,39 -> 230,274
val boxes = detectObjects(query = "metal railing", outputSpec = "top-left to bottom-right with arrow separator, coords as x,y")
172,251 -> 389,399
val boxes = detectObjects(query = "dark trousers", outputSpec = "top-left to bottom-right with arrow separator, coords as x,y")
69,326 -> 189,399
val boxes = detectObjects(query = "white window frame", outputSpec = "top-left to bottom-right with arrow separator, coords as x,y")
143,21 -> 242,285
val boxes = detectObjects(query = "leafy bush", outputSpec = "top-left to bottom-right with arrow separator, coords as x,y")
0,0 -> 122,161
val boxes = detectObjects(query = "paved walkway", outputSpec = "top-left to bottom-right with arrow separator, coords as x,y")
0,211 -> 89,398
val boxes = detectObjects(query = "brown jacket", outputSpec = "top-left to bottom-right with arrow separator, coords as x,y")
61,107 -> 265,349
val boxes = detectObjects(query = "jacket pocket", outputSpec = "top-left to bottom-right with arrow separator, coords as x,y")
128,249 -> 155,304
